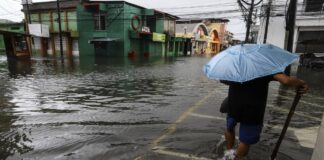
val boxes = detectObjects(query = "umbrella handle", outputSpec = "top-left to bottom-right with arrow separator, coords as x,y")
270,92 -> 302,160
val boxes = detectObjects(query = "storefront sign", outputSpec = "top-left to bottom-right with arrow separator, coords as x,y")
153,32 -> 166,42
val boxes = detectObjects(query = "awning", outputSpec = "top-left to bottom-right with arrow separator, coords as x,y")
88,38 -> 119,43
0,30 -> 30,36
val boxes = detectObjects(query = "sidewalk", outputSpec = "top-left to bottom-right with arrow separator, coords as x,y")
311,114 -> 324,160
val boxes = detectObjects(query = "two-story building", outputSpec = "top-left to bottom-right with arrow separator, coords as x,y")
175,18 -> 229,56
203,18 -> 229,54
257,0 -> 324,54
22,0 -> 180,58
78,0 -> 179,58
22,0 -> 79,57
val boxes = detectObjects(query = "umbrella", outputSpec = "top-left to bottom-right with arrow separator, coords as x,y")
203,44 -> 299,82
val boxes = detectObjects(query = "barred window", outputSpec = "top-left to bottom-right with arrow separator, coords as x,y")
94,14 -> 106,30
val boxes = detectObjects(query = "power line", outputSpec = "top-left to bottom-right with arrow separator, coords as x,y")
157,2 -> 239,10
238,0 -> 264,42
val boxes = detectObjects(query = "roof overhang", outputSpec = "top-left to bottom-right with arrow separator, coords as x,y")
0,30 -> 30,36
88,38 -> 119,43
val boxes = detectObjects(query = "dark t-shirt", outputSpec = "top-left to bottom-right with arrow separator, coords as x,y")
224,75 -> 274,125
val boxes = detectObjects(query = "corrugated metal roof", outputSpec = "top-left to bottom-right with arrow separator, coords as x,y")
90,0 -> 145,9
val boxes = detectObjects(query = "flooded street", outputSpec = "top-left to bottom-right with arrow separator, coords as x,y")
0,55 -> 323,160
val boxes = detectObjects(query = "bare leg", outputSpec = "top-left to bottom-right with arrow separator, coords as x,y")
225,129 -> 235,149
235,142 -> 250,159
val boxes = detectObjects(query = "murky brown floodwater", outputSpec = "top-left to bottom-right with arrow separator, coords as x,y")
0,55 -> 323,160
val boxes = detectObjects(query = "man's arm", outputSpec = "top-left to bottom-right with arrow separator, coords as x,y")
273,73 -> 309,94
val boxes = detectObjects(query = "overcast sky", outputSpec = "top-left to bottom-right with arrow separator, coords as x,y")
1,0 -> 247,40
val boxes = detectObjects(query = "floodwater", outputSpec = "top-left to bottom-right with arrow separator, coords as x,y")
0,55 -> 323,160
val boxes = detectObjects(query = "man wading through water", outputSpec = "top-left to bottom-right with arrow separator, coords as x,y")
221,73 -> 308,160
203,44 -> 310,160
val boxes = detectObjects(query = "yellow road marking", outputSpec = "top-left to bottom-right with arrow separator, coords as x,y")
134,90 -> 216,160
152,90 -> 215,146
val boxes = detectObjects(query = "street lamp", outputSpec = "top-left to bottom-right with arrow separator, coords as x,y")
184,26 -> 187,37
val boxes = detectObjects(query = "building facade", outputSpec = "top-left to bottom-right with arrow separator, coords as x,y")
257,0 -> 324,54
77,1 -> 180,58
22,0 -> 181,58
0,20 -> 25,53
175,18 -> 229,56
203,19 -> 229,54
22,0 -> 79,57
0,20 -> 31,59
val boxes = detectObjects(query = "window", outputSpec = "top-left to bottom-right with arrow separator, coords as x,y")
147,16 -> 156,32
14,36 -> 28,52
296,31 -> 324,53
11,26 -> 20,30
305,0 -> 324,12
94,14 -> 106,30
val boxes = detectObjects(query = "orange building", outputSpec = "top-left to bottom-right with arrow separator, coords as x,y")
176,18 -> 229,56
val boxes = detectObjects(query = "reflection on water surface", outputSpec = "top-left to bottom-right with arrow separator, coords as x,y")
0,56 -> 323,160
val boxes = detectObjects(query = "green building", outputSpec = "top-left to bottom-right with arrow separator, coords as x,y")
0,20 -> 25,54
23,0 -> 183,58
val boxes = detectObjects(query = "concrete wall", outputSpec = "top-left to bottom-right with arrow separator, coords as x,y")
77,4 -> 94,57
311,114 -> 324,160
124,3 -> 142,57
257,16 -> 286,49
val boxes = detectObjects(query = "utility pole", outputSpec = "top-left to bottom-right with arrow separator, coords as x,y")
56,0 -> 64,60
23,0 -> 33,57
263,0 -> 272,43
25,0 -> 32,24
284,0 -> 297,75
245,0 -> 255,43
238,0 -> 263,43
286,0 -> 297,52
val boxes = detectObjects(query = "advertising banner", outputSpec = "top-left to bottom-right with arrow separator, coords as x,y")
153,32 -> 166,42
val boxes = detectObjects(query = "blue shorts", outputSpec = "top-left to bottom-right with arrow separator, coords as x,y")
226,116 -> 263,145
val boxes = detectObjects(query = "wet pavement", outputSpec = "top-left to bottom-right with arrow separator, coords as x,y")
0,55 -> 323,160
